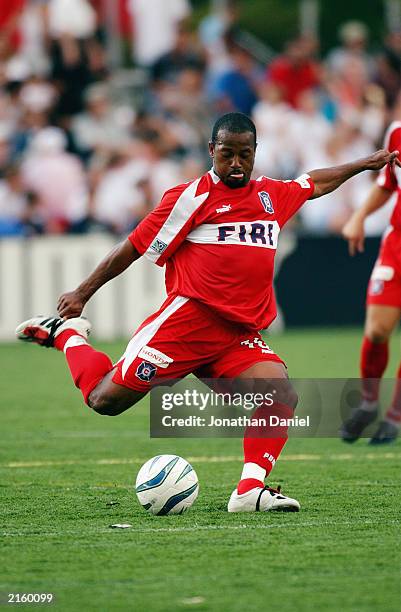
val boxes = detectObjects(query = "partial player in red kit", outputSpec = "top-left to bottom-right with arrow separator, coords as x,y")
16,113 -> 399,512
340,121 -> 401,444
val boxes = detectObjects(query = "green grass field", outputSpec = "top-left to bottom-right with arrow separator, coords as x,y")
1,328 -> 400,611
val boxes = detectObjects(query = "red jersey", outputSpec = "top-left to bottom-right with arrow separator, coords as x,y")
267,57 -> 320,108
377,121 -> 401,230
129,170 -> 314,331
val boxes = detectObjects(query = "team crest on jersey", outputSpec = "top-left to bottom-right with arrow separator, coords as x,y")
136,361 -> 157,382
258,191 -> 274,214
150,238 -> 168,254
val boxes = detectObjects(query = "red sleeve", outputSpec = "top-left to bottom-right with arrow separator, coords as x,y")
376,122 -> 401,192
264,174 -> 315,226
128,177 -> 209,266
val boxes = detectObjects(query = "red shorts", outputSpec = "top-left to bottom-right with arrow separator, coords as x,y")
367,227 -> 401,308
112,295 -> 285,392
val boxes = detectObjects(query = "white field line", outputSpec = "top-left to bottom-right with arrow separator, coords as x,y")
2,518 -> 399,538
1,452 -> 401,469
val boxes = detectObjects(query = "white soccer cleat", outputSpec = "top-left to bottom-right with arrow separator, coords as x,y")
227,485 -> 300,513
15,316 -> 91,348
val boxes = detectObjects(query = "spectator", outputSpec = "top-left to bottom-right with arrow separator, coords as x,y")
267,36 -> 320,108
211,38 -> 262,115
132,129 -> 183,203
327,21 -> 373,79
156,66 -> 212,160
92,153 -> 151,235
253,82 -> 295,179
0,164 -> 27,235
47,0 -> 97,40
0,126 -> 12,177
151,23 -> 206,86
289,88 -> 332,171
298,120 -> 375,234
266,37 -> 320,108
21,127 -> 88,233
9,107 -> 49,161
71,83 -> 133,161
0,0 -> 24,62
127,0 -> 191,67
375,30 -> 401,109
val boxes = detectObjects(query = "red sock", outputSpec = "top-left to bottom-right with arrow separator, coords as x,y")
55,330 -> 113,404
360,336 -> 388,402
385,363 -> 401,424
237,403 -> 291,494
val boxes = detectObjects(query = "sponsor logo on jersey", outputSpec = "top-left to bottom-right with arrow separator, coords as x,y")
150,238 -> 168,254
218,222 -> 276,247
136,361 -> 157,382
138,345 -> 173,369
240,337 -> 274,354
258,191 -> 274,214
186,220 -> 280,249
216,204 -> 232,213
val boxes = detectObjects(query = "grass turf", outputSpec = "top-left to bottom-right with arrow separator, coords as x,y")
1,328 -> 400,611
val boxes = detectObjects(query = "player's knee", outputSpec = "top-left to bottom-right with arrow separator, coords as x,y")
271,379 -> 298,410
366,326 -> 391,344
88,389 -> 121,416
282,385 -> 298,410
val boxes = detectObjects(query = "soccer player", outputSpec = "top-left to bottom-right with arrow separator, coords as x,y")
16,113 -> 399,512
340,120 -> 401,445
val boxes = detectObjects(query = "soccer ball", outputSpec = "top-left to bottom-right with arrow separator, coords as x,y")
135,455 -> 199,516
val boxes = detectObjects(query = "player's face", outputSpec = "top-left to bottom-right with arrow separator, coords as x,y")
209,130 -> 256,189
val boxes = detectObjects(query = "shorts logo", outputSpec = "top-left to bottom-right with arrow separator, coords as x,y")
136,361 -> 157,382
258,191 -> 274,214
241,337 -> 274,354
150,238 -> 168,254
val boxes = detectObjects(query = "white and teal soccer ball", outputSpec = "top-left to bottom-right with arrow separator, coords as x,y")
135,455 -> 199,516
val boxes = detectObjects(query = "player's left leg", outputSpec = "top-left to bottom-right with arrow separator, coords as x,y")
228,360 -> 300,512
204,335 -> 300,512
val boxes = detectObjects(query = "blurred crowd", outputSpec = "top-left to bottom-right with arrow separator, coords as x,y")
0,0 -> 401,238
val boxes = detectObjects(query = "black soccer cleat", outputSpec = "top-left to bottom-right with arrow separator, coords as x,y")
339,405 -> 379,443
369,420 -> 399,445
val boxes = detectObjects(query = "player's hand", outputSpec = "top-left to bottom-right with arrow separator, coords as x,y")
366,149 -> 401,171
57,290 -> 86,319
342,214 -> 365,256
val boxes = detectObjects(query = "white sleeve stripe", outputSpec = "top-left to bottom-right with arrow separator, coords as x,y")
383,121 -> 401,150
144,178 -> 209,263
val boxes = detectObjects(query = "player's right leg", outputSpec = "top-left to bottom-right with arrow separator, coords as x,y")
340,304 -> 400,442
16,316 -> 146,415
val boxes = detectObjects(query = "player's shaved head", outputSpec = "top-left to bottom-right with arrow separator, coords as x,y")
211,113 -> 257,148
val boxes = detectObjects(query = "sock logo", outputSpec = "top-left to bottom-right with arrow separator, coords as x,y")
263,453 -> 276,466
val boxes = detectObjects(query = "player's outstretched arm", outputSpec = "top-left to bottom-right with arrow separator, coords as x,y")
342,184 -> 392,256
308,149 -> 400,199
57,239 -> 141,319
